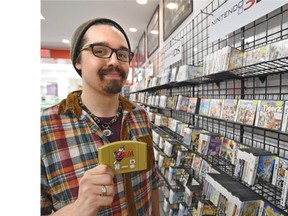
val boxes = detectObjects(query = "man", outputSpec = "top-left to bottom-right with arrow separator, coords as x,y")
41,18 -> 160,216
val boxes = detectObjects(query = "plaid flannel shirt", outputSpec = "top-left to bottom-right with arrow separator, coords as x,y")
41,90 -> 160,215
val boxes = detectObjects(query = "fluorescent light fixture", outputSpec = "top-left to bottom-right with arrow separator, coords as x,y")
129,28 -> 138,32
136,0 -> 147,5
62,39 -> 70,44
167,2 -> 177,10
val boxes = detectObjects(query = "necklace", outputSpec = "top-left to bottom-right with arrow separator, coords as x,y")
78,93 -> 122,137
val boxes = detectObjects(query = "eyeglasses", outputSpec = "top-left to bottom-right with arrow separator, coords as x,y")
80,43 -> 134,63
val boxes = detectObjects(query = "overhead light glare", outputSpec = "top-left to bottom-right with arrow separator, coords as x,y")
129,28 -> 138,32
62,39 -> 70,44
167,3 -> 178,10
136,0 -> 147,5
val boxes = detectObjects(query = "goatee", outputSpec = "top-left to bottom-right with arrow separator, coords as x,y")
99,66 -> 127,94
103,79 -> 123,94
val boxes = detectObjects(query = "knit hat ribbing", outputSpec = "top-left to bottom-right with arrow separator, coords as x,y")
70,18 -> 131,76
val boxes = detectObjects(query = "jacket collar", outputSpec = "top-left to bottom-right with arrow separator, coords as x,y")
58,90 -> 135,118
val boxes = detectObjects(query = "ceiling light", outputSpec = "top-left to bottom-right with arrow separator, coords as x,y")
167,2 -> 178,10
129,28 -> 138,32
150,30 -> 159,35
136,0 -> 147,5
62,39 -> 70,44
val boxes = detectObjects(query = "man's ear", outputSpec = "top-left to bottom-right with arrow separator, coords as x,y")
75,62 -> 81,70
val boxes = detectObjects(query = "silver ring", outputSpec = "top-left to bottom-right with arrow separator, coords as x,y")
100,185 -> 107,196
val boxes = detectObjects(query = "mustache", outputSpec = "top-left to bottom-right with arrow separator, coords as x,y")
99,66 -> 127,79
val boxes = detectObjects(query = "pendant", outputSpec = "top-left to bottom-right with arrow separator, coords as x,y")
103,129 -> 112,137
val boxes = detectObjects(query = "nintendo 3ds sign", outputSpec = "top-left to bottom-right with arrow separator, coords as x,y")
164,40 -> 182,68
208,0 -> 287,43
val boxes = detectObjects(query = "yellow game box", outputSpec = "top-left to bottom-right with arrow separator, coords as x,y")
98,140 -> 147,174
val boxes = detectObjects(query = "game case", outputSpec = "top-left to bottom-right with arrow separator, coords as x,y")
170,67 -> 178,83
203,53 -> 210,76
219,47 -> 229,72
281,101 -> 288,133
212,49 -> 222,73
158,153 -> 176,168
191,154 -> 203,176
243,46 -> 269,66
246,152 -> 260,185
197,131 -> 210,155
176,148 -> 194,168
176,95 -> 190,112
177,65 -> 203,81
220,138 -> 239,165
207,133 -> 223,156
208,98 -> 223,118
272,156 -> 288,188
170,118 -> 181,132
168,166 -> 186,185
164,139 -> 181,157
280,170 -> 288,208
234,99 -> 258,125
198,132 -> 222,156
227,47 -> 244,70
258,200 -> 285,216
196,200 -> 218,216
175,121 -> 184,135
191,126 -> 203,151
220,98 -> 238,122
199,98 -> 211,116
256,154 -> 276,183
208,51 -> 218,74
234,153 -> 246,179
182,127 -> 192,147
98,140 -> 147,174
167,96 -> 178,109
199,159 -> 212,181
238,200 -> 261,216
179,123 -> 189,137
169,184 -> 185,204
184,180 -> 202,207
268,38 -> 288,60
255,100 -> 284,131
243,49 -> 254,66
186,97 -> 199,114
159,95 -> 168,108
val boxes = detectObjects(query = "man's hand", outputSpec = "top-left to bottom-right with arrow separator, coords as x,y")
72,164 -> 115,216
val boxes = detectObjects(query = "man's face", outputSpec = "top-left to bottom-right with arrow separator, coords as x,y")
76,24 -> 130,95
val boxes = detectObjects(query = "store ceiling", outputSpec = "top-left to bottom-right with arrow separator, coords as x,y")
41,0 -> 160,52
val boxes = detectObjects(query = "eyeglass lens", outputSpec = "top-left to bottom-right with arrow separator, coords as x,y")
91,45 -> 131,62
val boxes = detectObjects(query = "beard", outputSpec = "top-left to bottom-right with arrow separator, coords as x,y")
98,66 -> 127,94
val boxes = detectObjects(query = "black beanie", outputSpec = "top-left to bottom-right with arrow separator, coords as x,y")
70,18 -> 131,76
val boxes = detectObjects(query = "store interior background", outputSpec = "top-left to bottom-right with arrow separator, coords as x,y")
40,0 -> 209,110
